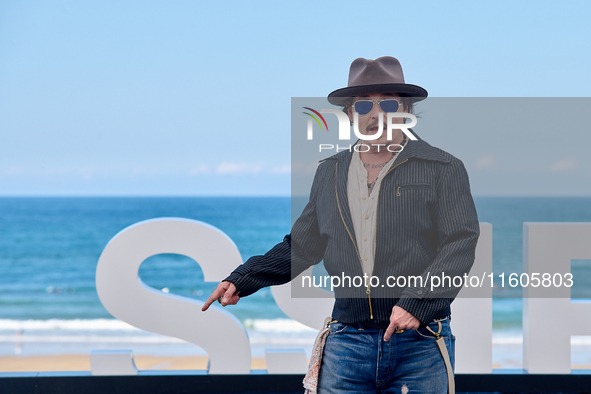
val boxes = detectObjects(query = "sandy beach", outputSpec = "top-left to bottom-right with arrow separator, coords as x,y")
0,355 -> 268,372
3,354 -> 591,373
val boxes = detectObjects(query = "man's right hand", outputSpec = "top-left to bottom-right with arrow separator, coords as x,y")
201,281 -> 240,311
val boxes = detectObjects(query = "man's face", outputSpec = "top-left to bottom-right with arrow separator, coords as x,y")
347,93 -> 406,146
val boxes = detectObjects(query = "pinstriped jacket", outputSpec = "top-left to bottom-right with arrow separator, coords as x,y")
225,133 -> 479,326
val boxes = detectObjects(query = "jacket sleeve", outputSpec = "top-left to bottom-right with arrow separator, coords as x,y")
396,157 -> 480,325
223,165 -> 328,297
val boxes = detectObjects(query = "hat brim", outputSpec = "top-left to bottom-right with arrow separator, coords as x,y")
327,83 -> 428,106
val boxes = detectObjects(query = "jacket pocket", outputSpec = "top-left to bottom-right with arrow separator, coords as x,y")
396,183 -> 431,196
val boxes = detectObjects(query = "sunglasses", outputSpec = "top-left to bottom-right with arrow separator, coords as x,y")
353,99 -> 402,115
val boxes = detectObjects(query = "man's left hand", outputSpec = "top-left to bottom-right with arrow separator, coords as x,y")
384,306 -> 420,341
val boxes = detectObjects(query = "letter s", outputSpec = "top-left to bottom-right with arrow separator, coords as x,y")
95,218 -> 251,374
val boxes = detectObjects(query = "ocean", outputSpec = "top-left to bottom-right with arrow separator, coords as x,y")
1,196 -> 591,365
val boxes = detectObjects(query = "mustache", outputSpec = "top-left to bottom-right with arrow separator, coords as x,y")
365,121 -> 386,133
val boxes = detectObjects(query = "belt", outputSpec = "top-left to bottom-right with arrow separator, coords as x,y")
359,321 -> 390,330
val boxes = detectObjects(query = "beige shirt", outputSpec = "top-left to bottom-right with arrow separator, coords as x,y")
347,140 -> 407,275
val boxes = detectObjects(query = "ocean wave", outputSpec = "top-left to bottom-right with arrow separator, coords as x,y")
0,335 -> 184,343
0,318 -> 316,333
0,335 -> 317,345
0,319 -> 136,331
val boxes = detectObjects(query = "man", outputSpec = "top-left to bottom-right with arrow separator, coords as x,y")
203,56 -> 479,394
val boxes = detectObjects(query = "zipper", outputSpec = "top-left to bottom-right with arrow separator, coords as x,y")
335,162 -> 362,264
335,162 -> 372,318
335,158 -> 409,320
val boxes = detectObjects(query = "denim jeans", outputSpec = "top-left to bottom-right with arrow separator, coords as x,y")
317,318 -> 455,394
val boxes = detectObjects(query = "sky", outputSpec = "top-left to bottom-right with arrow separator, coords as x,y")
1,0 -> 590,196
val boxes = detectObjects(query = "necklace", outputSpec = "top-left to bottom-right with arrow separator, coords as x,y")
366,135 -> 408,189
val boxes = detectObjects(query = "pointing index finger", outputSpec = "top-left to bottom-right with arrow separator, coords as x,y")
201,287 -> 224,311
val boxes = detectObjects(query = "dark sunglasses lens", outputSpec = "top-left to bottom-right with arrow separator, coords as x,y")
379,100 -> 400,113
354,101 -> 374,115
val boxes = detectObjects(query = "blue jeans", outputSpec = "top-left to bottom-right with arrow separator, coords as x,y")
317,318 -> 455,394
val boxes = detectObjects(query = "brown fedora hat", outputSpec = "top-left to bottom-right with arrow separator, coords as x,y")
327,56 -> 428,105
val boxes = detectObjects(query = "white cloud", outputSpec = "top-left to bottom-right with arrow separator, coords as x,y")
215,162 -> 264,175
550,159 -> 577,173
475,155 -> 495,169
189,165 -> 210,175
268,165 -> 291,174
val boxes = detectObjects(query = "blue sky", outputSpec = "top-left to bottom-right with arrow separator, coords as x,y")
1,0 -> 590,196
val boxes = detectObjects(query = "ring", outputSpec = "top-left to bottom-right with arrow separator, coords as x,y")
217,297 -> 223,304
